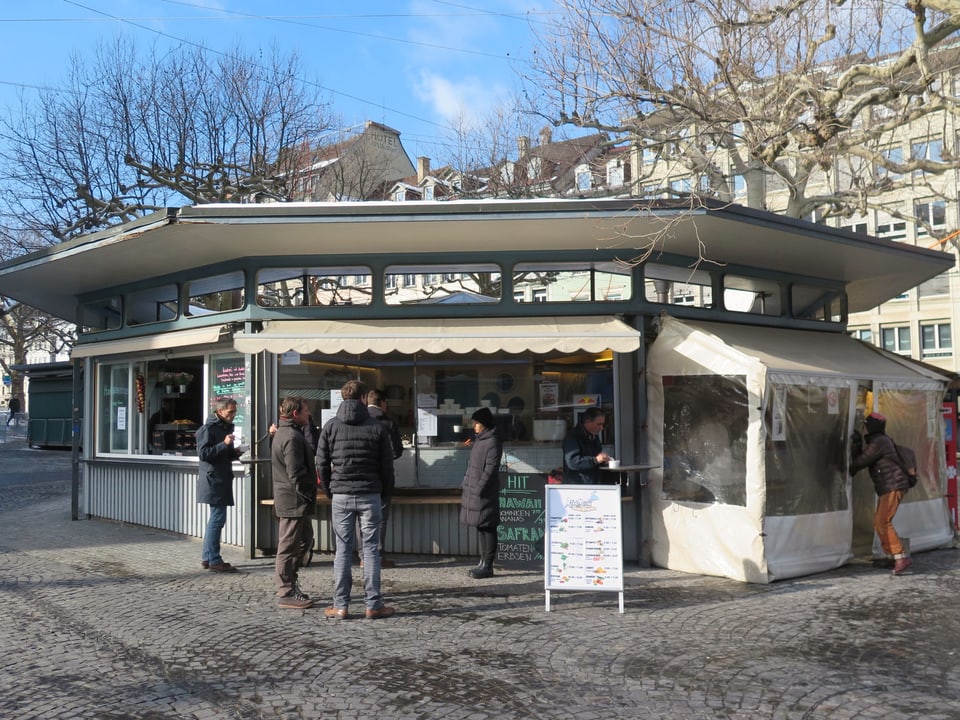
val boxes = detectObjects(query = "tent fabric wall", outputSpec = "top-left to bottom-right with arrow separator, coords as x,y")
646,316 -> 952,583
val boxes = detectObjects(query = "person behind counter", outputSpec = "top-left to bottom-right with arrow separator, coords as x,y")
460,407 -> 503,579
562,406 -> 612,484
196,397 -> 243,573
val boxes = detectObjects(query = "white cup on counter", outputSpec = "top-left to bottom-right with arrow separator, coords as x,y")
608,459 -> 620,469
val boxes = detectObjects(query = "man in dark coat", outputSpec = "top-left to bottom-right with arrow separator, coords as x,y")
316,380 -> 396,620
366,388 -> 403,568
6,395 -> 20,426
195,397 -> 242,573
850,412 -> 913,575
271,396 -> 317,609
562,406 -> 611,484
460,407 -> 503,579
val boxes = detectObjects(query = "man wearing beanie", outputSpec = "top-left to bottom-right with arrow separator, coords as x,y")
460,406 -> 503,579
850,412 -> 913,575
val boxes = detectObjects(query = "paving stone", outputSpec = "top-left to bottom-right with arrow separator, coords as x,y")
1,439 -> 958,719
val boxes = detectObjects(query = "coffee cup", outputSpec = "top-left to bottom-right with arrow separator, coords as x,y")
608,459 -> 620,469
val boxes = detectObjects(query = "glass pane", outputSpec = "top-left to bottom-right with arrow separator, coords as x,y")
662,375 -> 748,506
384,264 -> 500,305
80,296 -> 122,332
765,384 -> 849,516
644,263 -> 713,308
186,271 -> 245,315
98,363 -> 130,453
513,262 -> 632,303
126,284 -> 178,326
257,267 -> 372,307
149,357 -> 205,455
724,275 -> 781,316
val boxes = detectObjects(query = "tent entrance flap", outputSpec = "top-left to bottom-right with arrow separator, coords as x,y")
233,316 -> 641,355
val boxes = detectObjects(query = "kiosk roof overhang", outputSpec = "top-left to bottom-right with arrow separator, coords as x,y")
0,198 -> 952,319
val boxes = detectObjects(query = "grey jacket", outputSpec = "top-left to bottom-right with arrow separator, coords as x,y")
271,418 -> 317,518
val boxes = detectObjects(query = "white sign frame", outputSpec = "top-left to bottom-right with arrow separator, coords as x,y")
544,484 -> 624,613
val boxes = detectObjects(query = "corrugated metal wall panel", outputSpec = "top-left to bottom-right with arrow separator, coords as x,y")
85,461 -> 249,546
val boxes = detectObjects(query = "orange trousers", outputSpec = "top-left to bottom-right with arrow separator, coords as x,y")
874,489 -> 907,558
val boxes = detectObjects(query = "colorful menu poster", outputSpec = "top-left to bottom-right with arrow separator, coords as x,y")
544,484 -> 623,594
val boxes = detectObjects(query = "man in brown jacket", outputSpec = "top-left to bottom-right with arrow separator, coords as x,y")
850,412 -> 913,575
271,396 -> 317,608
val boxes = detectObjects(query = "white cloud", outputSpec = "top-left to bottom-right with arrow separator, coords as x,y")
414,71 -> 510,132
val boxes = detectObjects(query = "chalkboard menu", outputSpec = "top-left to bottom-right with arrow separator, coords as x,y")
544,484 -> 623,592
210,353 -> 247,437
497,473 -> 547,568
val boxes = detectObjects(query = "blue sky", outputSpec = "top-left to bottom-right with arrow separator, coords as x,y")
0,1 -> 553,163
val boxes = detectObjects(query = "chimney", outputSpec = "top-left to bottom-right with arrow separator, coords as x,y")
517,136 -> 530,157
417,156 -> 430,182
539,126 -> 552,146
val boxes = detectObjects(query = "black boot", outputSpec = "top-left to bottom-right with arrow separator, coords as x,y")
469,530 -> 496,579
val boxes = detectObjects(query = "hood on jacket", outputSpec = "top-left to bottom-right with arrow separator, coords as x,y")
205,412 -> 234,432
336,398 -> 370,425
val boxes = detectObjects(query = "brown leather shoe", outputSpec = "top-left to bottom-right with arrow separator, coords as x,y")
324,606 -> 349,620
364,605 -> 395,620
201,560 -> 209,569
208,562 -> 238,573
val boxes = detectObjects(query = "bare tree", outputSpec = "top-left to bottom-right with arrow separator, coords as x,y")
0,37 -> 334,244
524,0 -> 960,244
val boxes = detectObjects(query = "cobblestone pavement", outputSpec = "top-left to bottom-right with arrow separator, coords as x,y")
1,437 -> 959,719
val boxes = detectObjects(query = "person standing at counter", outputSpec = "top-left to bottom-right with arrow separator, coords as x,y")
271,396 -> 317,609
196,397 -> 242,573
367,388 -> 403,568
562,407 -> 611,484
317,380 -> 396,620
460,407 -> 503,579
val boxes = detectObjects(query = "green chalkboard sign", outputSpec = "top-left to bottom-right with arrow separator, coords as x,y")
210,353 -> 247,438
497,473 -> 547,567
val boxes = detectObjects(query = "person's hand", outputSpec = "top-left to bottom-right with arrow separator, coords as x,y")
596,452 -> 610,464
268,423 -> 278,436
224,434 -> 234,446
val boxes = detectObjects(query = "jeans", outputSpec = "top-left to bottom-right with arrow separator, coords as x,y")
874,489 -> 907,557
202,504 -> 227,565
331,493 -> 383,611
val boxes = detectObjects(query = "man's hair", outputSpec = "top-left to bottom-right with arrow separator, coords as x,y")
214,396 -> 237,412
580,406 -> 604,424
340,379 -> 368,400
279,396 -> 303,418
366,388 -> 385,406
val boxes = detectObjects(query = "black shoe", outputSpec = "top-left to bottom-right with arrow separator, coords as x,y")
469,565 -> 494,579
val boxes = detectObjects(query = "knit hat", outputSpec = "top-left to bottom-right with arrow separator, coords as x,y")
865,412 -> 886,434
471,407 -> 495,429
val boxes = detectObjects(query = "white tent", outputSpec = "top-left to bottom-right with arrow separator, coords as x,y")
646,316 -> 953,583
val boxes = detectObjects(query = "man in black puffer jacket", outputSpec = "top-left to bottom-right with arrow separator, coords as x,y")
316,380 -> 396,620
850,412 -> 913,575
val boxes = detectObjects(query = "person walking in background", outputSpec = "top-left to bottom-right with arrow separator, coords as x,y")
460,407 -> 503,579
316,380 -> 396,620
850,412 -> 913,575
562,406 -> 611,484
366,388 -> 403,568
196,397 -> 242,573
6,395 -> 20,426
271,396 -> 317,609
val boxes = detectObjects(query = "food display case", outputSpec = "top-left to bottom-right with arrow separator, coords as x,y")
152,422 -> 198,454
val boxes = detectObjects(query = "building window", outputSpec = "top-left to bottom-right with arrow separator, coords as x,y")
881,326 -> 911,354
257,267 -> 372,307
914,200 -> 946,236
921,323 -> 952,358
851,328 -> 872,343
910,138 -> 942,176
877,145 -> 903,180
80,295 -> 122,333
606,161 -> 623,188
423,185 -> 434,201
394,189 -> 405,202
186,271 -> 245,316
532,289 -> 547,303
576,167 -> 592,191
876,221 -> 907,242
513,290 -> 525,303
126,284 -> 179,326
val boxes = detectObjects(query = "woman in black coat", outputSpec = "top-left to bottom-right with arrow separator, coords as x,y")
460,407 -> 503,579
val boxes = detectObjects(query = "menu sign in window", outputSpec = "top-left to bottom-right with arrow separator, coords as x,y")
497,473 -> 547,568
210,353 -> 247,437
544,484 -> 623,593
